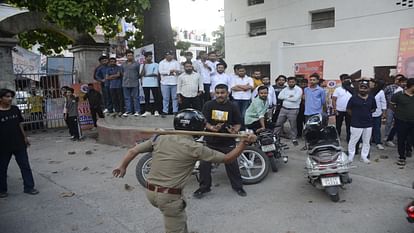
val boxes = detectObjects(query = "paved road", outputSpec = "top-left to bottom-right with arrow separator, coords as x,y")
1,130 -> 413,233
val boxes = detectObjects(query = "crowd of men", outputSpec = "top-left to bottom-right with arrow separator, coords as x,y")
92,49 -> 414,167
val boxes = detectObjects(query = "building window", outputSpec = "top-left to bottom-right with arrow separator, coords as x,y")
248,19 -> 266,37
311,8 -> 335,30
248,0 -> 264,6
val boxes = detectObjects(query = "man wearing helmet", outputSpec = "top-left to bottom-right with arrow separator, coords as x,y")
112,108 -> 255,233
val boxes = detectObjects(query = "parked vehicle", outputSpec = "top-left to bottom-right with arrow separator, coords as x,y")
254,129 -> 289,172
136,141 -> 270,188
304,114 -> 352,202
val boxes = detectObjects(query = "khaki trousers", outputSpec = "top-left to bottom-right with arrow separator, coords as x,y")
146,189 -> 188,233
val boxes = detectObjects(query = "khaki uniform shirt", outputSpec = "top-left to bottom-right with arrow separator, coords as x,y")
136,135 -> 225,189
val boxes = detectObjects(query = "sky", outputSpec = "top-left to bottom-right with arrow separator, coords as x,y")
169,0 -> 224,34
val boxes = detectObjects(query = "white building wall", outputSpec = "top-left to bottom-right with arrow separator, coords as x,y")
224,0 -> 414,79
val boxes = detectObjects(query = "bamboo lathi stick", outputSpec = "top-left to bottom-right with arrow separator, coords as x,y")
135,128 -> 249,138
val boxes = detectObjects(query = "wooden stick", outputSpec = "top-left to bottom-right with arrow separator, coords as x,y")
135,128 -> 249,138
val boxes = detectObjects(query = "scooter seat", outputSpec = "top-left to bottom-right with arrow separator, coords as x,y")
310,150 -> 341,164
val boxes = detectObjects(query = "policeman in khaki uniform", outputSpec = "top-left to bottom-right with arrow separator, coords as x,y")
113,109 -> 256,233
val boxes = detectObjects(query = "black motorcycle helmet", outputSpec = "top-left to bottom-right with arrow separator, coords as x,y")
303,113 -> 327,142
173,108 -> 206,131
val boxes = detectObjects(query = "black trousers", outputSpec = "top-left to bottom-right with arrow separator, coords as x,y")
296,109 -> 305,137
0,149 -> 35,192
90,107 -> 104,127
110,88 -> 124,113
143,87 -> 162,113
199,145 -> 243,190
336,111 -> 351,142
396,118 -> 414,160
179,96 -> 201,111
67,116 -> 81,139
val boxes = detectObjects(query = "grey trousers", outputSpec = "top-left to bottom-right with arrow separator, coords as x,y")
274,107 -> 299,139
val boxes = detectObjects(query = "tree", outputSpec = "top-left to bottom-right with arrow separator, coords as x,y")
212,25 -> 225,57
175,41 -> 191,52
142,0 -> 175,62
5,0 -> 151,54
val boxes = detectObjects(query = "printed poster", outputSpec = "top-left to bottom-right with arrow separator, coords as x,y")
397,28 -> 414,79
294,60 -> 324,79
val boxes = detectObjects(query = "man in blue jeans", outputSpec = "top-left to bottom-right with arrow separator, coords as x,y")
94,55 -> 113,113
121,50 -> 141,117
0,89 -> 39,198
159,51 -> 181,116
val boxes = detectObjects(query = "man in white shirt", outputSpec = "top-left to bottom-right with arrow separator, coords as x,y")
231,66 -> 253,123
251,76 -> 277,108
159,50 -> 181,116
210,63 -> 232,99
332,74 -> 354,142
274,77 -> 303,146
176,61 -> 204,111
194,51 -> 215,104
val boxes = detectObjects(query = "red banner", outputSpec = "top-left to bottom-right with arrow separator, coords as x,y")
294,60 -> 324,79
397,28 -> 414,79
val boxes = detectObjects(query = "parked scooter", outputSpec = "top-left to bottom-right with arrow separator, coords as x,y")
303,114 -> 352,202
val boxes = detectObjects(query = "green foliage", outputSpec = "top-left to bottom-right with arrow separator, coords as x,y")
6,0 -> 151,53
18,29 -> 73,55
212,25 -> 225,57
175,41 -> 191,52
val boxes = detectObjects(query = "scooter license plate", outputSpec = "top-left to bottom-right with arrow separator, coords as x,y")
261,144 -> 276,152
321,176 -> 341,187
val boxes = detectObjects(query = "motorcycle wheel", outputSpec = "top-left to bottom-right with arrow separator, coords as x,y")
269,156 -> 278,172
325,186 -> 340,202
238,146 -> 270,185
329,193 -> 340,202
135,153 -> 152,188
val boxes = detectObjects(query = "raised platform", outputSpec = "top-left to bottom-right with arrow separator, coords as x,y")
97,114 -> 174,147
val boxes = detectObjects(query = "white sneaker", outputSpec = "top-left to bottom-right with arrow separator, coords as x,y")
363,159 -> 371,164
141,112 -> 150,117
122,112 -> 129,117
385,141 -> 395,147
134,112 -> 141,117
376,144 -> 385,150
103,109 -> 109,113
154,111 -> 160,117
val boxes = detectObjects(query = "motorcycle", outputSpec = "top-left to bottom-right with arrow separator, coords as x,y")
304,114 -> 352,202
252,129 -> 289,172
135,139 -> 270,188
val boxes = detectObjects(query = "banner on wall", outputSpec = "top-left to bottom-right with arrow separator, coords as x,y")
397,28 -> 414,79
12,45 -> 41,74
294,60 -> 324,79
72,83 -> 101,130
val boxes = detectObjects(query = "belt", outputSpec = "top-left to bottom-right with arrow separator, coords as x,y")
282,106 -> 299,110
146,183 -> 182,195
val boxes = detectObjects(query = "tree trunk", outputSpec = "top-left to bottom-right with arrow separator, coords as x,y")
143,0 -> 175,63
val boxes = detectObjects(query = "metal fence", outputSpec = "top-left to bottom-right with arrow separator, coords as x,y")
15,72 -> 75,131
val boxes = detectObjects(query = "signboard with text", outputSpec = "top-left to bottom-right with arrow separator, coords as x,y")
397,28 -> 414,79
294,60 -> 324,79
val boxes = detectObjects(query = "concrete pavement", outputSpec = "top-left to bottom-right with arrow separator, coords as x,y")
0,129 -> 413,233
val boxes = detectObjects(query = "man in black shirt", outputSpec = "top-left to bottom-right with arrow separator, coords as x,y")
346,80 -> 377,164
0,89 -> 39,198
84,83 -> 104,128
391,78 -> 414,166
194,84 -> 246,198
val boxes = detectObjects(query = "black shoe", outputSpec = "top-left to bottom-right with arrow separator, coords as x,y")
161,112 -> 167,118
0,192 -> 8,198
193,188 -> 210,199
292,140 -> 299,146
234,188 -> 247,197
24,188 -> 39,195
397,159 -> 406,166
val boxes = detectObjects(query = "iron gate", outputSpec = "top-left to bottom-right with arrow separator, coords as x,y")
15,72 -> 75,131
